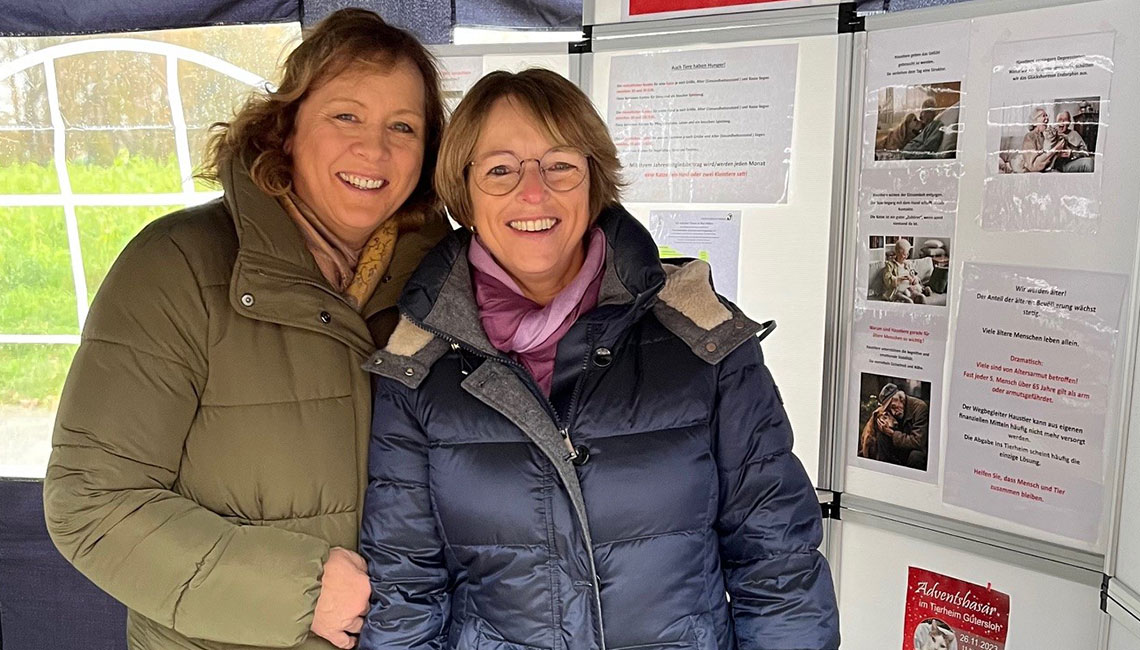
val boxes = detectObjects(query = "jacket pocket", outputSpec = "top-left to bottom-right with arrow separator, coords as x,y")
455,617 -> 548,650
609,614 -> 719,650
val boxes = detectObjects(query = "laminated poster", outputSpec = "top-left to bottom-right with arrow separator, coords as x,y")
608,44 -> 797,204
944,263 -> 1125,542
903,567 -> 1010,650
982,32 -> 1115,233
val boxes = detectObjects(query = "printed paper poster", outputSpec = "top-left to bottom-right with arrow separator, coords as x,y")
849,308 -> 946,483
903,567 -> 1010,650
608,45 -> 797,204
649,210 -> 741,300
848,23 -> 969,482
982,33 -> 1115,232
944,263 -> 1125,542
439,56 -> 482,112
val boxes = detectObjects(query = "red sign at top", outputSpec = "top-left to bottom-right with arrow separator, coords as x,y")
628,0 -> 788,16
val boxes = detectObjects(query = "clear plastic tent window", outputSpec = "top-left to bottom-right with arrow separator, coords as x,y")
0,23 -> 300,478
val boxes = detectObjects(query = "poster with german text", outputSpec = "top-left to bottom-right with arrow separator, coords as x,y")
608,45 -> 797,204
903,567 -> 1010,650
944,263 -> 1125,542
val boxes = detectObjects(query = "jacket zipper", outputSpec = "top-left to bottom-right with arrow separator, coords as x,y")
407,313 -> 583,460
403,311 -> 606,650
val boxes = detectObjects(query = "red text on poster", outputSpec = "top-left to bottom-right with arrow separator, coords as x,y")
903,567 -> 1010,650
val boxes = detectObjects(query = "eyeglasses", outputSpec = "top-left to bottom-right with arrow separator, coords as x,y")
467,148 -> 589,196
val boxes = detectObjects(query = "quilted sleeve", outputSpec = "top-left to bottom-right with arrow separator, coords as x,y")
712,338 -> 840,650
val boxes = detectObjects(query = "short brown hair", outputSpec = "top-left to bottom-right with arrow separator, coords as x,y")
200,9 -> 445,222
435,68 -> 624,228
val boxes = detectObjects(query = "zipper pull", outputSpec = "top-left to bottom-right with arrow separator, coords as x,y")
560,430 -> 577,461
453,343 -> 475,376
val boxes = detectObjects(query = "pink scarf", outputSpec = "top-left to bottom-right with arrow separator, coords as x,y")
469,228 -> 606,396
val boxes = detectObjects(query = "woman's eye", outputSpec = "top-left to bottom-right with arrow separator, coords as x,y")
392,122 -> 415,134
334,113 -> 357,123
487,165 -> 514,176
546,162 -> 576,172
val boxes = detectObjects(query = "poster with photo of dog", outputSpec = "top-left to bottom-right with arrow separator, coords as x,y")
858,373 -> 933,472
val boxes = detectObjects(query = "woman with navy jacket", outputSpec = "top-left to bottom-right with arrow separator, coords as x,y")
359,68 -> 839,650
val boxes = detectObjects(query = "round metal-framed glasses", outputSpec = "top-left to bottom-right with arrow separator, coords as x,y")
467,148 -> 589,196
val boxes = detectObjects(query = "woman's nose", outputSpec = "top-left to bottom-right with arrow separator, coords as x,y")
352,129 -> 391,160
515,162 -> 547,202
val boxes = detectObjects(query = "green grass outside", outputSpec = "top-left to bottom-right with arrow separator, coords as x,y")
1,155 -> 202,405
0,344 -> 78,408
0,206 -> 78,334
78,205 -> 182,300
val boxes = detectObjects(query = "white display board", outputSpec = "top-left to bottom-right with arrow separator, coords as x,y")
837,512 -> 1105,649
588,31 -> 843,484
840,0 -> 1140,555
435,44 -> 573,112
1108,624 -> 1140,650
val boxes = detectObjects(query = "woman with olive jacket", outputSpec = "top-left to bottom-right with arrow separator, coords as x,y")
43,11 -> 449,650
359,69 -> 839,650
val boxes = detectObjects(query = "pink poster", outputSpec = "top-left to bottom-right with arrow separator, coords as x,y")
903,567 -> 1010,650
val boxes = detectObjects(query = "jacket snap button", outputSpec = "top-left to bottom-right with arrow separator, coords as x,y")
404,368 -> 415,377
319,311 -> 332,324
571,445 -> 590,466
240,293 -> 254,307
372,358 -> 383,365
592,347 -> 612,367
705,342 -> 718,353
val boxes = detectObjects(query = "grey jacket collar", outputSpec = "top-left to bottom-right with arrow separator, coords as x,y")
365,207 -> 764,388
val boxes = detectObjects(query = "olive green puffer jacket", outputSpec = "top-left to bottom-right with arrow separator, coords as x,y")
43,157 -> 448,650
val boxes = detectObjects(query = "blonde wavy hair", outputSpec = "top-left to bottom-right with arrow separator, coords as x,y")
199,9 -> 445,224
435,68 -> 625,229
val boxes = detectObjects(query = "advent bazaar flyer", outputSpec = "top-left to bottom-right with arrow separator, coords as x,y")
903,567 -> 1009,650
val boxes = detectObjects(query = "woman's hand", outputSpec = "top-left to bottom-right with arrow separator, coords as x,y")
311,547 -> 371,648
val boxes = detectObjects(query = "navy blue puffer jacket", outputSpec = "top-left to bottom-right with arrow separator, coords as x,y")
360,206 -> 839,650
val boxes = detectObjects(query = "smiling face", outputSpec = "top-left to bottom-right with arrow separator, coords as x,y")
287,60 -> 426,247
1056,111 -> 1072,133
468,97 -> 592,304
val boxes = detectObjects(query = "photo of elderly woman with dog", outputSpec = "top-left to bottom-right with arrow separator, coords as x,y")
358,68 -> 839,650
43,10 -> 448,650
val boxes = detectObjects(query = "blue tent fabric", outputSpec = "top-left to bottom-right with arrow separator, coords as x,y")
0,0 -> 298,36
0,0 -> 581,39
0,479 -> 126,650
304,0 -> 453,44
456,0 -> 580,31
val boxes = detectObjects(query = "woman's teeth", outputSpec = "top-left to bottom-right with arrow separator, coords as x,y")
508,218 -> 556,232
337,173 -> 385,190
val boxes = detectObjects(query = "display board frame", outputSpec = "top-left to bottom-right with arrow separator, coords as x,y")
1105,579 -> 1140,642
837,508 -> 1108,649
833,0 -> 1140,568
584,5 -> 853,487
